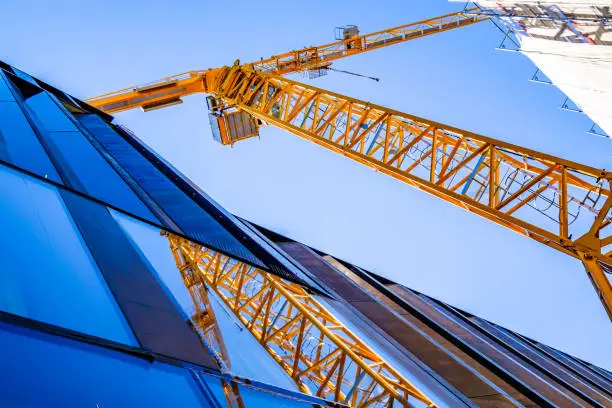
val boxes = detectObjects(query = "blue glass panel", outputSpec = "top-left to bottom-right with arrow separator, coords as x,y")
0,322 -> 213,408
25,92 -> 78,131
44,130 -> 158,222
0,165 -> 137,345
63,192 -> 217,368
0,72 -> 15,101
0,103 -> 61,182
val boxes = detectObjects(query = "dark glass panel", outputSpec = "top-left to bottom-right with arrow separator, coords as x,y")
0,165 -> 137,345
43,129 -> 158,223
78,114 -> 265,267
11,67 -> 37,85
0,102 -> 61,182
0,322 -> 213,408
111,210 -> 304,386
61,191 -> 218,368
0,60 -> 13,74
5,71 -> 43,99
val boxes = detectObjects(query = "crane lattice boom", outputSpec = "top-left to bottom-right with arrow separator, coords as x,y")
203,63 -> 612,320
251,8 -> 486,75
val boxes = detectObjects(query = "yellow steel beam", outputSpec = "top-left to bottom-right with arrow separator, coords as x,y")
168,234 -> 436,408
204,65 -> 612,320
84,9 -> 487,114
85,70 -> 208,114
250,8 -> 487,75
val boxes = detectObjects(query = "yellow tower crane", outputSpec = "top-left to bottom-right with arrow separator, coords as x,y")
85,7 -> 612,407
86,9 -> 484,114
86,7 -> 612,321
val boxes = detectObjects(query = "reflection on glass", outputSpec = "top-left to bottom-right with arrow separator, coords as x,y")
25,92 -> 78,132
0,322 -> 210,407
110,210 -> 231,367
110,210 -> 299,390
237,385 -> 315,408
11,67 -> 37,85
0,103 -> 61,183
0,165 -> 137,345
180,263 -> 231,369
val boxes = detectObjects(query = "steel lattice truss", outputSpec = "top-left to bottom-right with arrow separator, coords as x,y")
169,235 -> 435,408
84,9 -> 486,114
83,9 -> 612,405
251,9 -> 486,75
205,64 -> 612,319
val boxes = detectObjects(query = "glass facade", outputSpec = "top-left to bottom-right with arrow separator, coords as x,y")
111,210 -> 302,391
45,128 -> 158,221
0,71 -> 13,100
204,379 -> 315,408
25,92 -> 79,132
0,166 -> 137,346
0,61 -> 338,408
0,62 -> 313,284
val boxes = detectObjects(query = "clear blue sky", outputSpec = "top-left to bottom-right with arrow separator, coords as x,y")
2,0 -> 610,369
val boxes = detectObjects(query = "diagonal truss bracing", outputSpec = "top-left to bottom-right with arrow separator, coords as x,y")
82,5 -> 612,319
169,235 -> 436,408
205,65 -> 612,320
